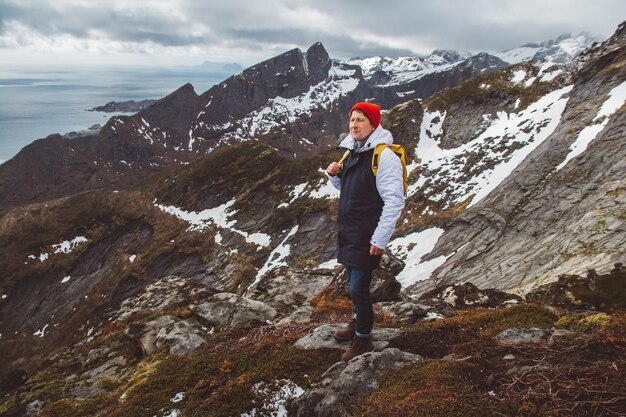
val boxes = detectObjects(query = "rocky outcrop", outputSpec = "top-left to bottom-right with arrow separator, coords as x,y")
248,267 -> 334,316
294,324 -> 402,352
89,99 -> 157,113
294,349 -> 422,417
138,83 -> 202,137
419,282 -> 524,310
191,293 -> 278,328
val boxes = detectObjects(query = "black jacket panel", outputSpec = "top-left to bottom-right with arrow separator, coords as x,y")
337,149 -> 384,270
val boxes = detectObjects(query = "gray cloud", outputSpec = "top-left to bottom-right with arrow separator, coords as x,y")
0,0 -> 624,65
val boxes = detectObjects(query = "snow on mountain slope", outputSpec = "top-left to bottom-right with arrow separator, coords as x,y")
345,50 -> 472,86
155,199 -> 272,247
220,63 -> 360,143
494,32 -> 600,64
407,85 -> 573,208
344,32 -> 597,88
556,79 -> 626,171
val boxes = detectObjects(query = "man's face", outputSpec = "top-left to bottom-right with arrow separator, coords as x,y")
349,109 -> 375,142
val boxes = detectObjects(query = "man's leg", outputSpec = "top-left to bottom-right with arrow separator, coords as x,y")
341,267 -> 374,361
347,267 -> 374,336
333,268 -> 357,341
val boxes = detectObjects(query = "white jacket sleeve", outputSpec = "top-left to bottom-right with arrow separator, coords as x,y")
328,173 -> 341,190
370,147 -> 405,249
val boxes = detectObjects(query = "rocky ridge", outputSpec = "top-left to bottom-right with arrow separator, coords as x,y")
0,42 -> 508,213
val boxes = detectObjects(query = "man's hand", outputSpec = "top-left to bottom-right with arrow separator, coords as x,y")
369,244 -> 384,256
327,162 -> 341,176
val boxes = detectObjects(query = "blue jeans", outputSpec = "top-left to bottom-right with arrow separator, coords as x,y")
346,267 -> 374,336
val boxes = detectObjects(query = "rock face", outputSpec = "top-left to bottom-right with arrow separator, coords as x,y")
496,327 -> 545,345
247,267 -> 334,317
410,22 -> 626,294
294,348 -> 422,417
191,293 -> 278,328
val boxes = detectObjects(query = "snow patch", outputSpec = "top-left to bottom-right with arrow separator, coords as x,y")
241,379 -> 304,417
318,259 -> 339,269
53,236 -> 88,254
556,80 -> 626,171
388,228 -> 447,287
412,85 -> 573,207
170,392 -> 185,403
510,69 -> 526,84
156,199 -> 271,248
279,170 -> 340,208
250,225 -> 299,289
29,236 -> 88,263
524,77 -> 537,87
34,324 -> 49,337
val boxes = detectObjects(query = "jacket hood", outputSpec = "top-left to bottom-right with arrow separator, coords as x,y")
339,126 -> 393,153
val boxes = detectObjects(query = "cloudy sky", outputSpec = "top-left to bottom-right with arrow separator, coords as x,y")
0,0 -> 624,67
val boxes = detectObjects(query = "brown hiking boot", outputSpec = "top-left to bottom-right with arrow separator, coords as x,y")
333,319 -> 355,342
341,335 -> 373,361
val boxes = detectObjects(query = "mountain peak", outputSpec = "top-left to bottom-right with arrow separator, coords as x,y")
495,32 -> 601,64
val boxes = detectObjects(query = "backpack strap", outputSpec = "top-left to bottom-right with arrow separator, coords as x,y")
372,144 -> 387,176
372,143 -> 408,194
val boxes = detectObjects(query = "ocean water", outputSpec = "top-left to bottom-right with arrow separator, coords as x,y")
0,66 -> 232,163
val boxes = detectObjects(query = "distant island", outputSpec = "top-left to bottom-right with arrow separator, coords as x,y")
88,99 -> 157,113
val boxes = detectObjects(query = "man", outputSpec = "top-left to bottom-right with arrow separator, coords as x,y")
326,102 -> 405,361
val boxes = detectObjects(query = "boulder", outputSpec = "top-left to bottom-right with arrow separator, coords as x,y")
277,304 -> 315,325
378,301 -> 431,324
548,328 -> 586,348
116,276 -> 195,321
294,348 -> 422,417
294,324 -> 401,352
248,267 -> 333,315
496,327 -> 545,345
131,315 -> 206,355
131,315 -> 175,355
155,320 -> 206,355
419,282 -> 523,310
191,293 -> 277,328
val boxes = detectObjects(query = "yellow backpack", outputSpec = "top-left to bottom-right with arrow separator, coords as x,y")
338,143 -> 408,193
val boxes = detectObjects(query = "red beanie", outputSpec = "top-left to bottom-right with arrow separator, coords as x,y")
350,102 -> 381,129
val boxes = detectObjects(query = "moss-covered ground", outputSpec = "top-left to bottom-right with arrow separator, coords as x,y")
358,302 -> 625,417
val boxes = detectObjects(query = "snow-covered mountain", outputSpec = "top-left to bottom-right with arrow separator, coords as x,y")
345,49 -> 473,85
0,43 -> 506,211
493,31 -> 601,64
341,32 -> 598,89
